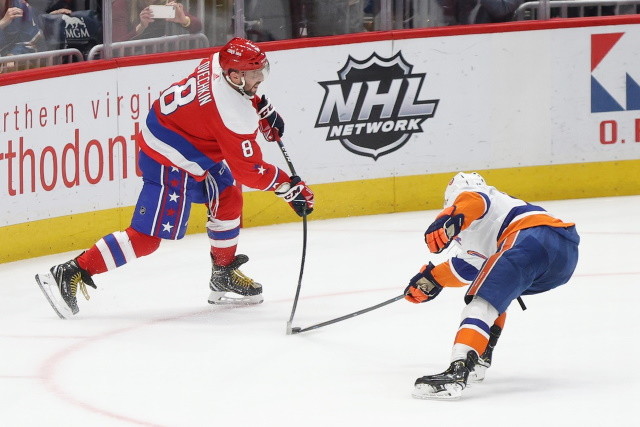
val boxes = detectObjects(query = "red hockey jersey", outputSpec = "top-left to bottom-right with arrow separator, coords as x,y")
139,53 -> 288,190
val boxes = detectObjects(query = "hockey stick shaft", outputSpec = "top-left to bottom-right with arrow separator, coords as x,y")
291,294 -> 405,334
287,214 -> 307,330
275,138 -> 308,334
276,139 -> 298,176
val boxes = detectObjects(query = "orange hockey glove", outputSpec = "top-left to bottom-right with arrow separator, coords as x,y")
424,206 -> 464,253
404,263 -> 443,303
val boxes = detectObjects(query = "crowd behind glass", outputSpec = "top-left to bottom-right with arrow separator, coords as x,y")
0,0 -> 638,71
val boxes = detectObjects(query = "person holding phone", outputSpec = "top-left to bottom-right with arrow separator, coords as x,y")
112,0 -> 202,42
0,0 -> 44,56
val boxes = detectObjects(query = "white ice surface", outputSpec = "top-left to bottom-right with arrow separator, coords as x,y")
1,196 -> 639,426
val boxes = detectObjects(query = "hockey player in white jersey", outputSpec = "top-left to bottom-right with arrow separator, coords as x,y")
404,172 -> 579,400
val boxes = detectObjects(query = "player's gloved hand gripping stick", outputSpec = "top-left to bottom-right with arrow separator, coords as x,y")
257,95 -> 312,333
257,95 -> 284,142
276,139 -> 404,335
275,176 -> 314,217
278,135 -> 404,334
273,138 -> 310,335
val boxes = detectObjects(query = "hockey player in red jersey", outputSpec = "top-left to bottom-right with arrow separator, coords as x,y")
35,37 -> 314,318
405,172 -> 579,400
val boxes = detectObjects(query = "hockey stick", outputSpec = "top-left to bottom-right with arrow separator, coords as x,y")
275,138 -> 298,176
289,294 -> 405,334
286,214 -> 307,335
274,138 -> 309,335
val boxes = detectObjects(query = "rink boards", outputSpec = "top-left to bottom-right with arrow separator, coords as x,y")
1,16 -> 639,262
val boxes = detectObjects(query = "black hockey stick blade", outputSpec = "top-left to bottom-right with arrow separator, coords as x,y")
290,294 -> 405,334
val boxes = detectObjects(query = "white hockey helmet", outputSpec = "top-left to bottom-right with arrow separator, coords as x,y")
443,172 -> 487,207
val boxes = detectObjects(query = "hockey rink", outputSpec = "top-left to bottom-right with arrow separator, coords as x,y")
1,195 -> 638,426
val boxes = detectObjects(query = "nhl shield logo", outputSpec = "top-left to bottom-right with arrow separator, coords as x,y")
315,52 -> 438,160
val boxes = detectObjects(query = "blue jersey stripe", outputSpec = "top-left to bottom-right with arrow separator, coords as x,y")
460,317 -> 491,334
208,228 -> 240,240
451,257 -> 479,282
146,109 -> 216,173
103,234 -> 127,267
477,192 -> 491,220
497,204 -> 546,240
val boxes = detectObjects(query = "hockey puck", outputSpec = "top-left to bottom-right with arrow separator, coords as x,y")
291,327 -> 302,334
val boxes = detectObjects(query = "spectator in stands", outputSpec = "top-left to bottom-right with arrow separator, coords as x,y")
37,1 -> 101,58
112,0 -> 202,42
290,0 -> 364,37
438,0 -> 523,25
362,0 -> 418,30
0,0 -> 44,56
473,0 -> 524,23
43,0 -> 71,14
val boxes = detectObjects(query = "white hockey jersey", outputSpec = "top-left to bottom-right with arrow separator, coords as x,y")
430,186 -> 574,287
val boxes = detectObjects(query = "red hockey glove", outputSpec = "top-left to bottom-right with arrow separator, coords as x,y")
257,95 -> 284,142
424,206 -> 464,253
275,176 -> 314,217
404,263 -> 443,304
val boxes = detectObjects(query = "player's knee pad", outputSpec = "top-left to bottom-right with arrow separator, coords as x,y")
125,227 -> 161,257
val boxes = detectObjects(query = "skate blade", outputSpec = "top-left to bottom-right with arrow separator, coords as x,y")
35,273 -> 73,319
208,291 -> 263,306
412,383 -> 463,400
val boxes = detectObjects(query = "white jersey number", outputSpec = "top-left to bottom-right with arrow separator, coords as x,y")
159,78 -> 197,115
241,140 -> 254,157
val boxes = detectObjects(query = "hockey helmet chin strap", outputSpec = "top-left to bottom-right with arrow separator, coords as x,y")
224,73 -> 253,99
224,63 -> 269,99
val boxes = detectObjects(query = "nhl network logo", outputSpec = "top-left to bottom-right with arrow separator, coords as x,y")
315,52 -> 438,160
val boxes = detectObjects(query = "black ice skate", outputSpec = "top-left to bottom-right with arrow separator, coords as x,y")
35,259 -> 97,319
469,324 -> 502,383
412,351 -> 478,400
208,254 -> 263,305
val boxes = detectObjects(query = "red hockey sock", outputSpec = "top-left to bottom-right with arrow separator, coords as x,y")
76,246 -> 108,276
76,227 -> 161,275
211,246 -> 237,267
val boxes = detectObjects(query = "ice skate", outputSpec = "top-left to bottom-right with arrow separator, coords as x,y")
208,254 -> 263,305
468,324 -> 501,383
35,259 -> 96,319
468,356 -> 490,383
412,351 -> 478,400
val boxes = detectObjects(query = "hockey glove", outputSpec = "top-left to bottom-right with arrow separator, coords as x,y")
424,206 -> 464,253
404,263 -> 443,303
257,95 -> 284,142
275,176 -> 314,217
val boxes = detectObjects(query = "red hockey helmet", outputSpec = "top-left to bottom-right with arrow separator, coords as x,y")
219,37 -> 268,72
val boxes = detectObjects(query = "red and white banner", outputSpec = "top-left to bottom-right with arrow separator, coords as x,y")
1,16 -> 640,228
